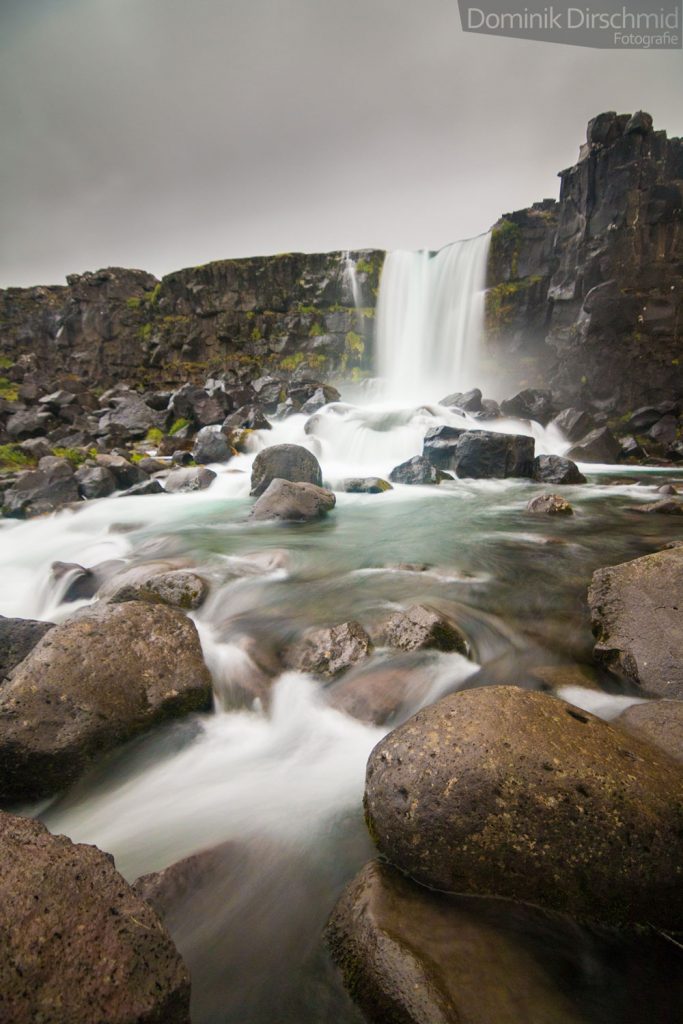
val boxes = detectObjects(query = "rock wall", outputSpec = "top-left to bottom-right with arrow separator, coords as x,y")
0,251 -> 384,391
485,112 -> 683,411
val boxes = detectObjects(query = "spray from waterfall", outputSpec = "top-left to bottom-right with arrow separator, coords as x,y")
375,233 -> 491,403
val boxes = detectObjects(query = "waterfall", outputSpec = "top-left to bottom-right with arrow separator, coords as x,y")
375,233 -> 491,403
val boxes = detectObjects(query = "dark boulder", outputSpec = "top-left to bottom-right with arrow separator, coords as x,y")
192,426 -> 233,465
97,392 -> 163,439
500,389 -> 554,425
475,398 -> 502,420
388,455 -> 443,486
422,425 -> 465,470
0,616 -> 53,682
252,376 -> 285,412
75,463 -> 118,499
223,404 -> 271,430
532,454 -> 586,485
250,479 -> 336,522
566,426 -> 621,464
439,388 -> 482,412
363,686 -> 683,929
165,467 -> 217,493
616,700 -> 683,764
95,453 -> 148,489
169,383 -> 228,426
300,385 -> 341,415
589,547 -> 683,698
373,605 -> 468,655
339,478 -> 392,494
526,494 -> 574,516
3,459 -> 80,518
649,415 -> 679,445
136,457 -> 166,474
0,601 -> 212,801
627,404 -> 677,433
250,443 -> 323,497
625,110 -> 654,136
121,479 -> 165,496
0,812 -> 191,1024
550,408 -> 595,442
451,430 -> 535,479
285,621 -> 373,678
6,408 -> 53,440
619,436 -> 646,461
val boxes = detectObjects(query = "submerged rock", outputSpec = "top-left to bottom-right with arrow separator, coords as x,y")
532,454 -> 586,485
0,811 -> 190,1024
566,426 -> 621,464
250,478 -> 336,522
526,494 -> 574,516
589,547 -> 683,698
627,498 -> 683,515
285,621 -> 373,678
363,686 -> 683,929
327,654 -> 447,726
0,601 -> 212,801
338,477 -> 392,494
389,455 -> 443,485
450,430 -> 535,479
373,605 -> 468,655
0,615 -> 53,682
250,443 -> 323,496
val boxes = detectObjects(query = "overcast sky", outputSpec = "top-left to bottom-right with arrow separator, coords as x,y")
1,0 -> 681,287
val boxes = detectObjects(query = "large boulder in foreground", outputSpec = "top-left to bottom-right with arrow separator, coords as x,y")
450,430 -> 535,479
589,547 -> 683,699
250,478 -> 335,522
0,602 -> 212,802
250,443 -> 322,497
363,686 -> 683,928
0,812 -> 190,1024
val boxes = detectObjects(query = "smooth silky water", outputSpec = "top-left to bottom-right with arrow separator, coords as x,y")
3,246 -> 682,1023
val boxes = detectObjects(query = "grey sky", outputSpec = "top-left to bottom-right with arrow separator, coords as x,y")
1,0 -> 681,287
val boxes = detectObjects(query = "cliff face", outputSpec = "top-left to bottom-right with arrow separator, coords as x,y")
486,112 -> 683,411
0,251 -> 384,390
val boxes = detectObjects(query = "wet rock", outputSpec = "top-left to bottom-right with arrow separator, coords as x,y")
526,494 -> 574,516
617,700 -> 683,763
0,811 -> 191,1024
252,375 -> 285,412
75,463 -> 118,499
422,425 -> 465,470
550,408 -> 595,442
627,498 -> 683,515
619,435 -> 646,461
171,450 -> 194,466
627,404 -> 677,433
439,388 -> 482,412
192,425 -> 233,465
338,478 -> 392,494
451,430 -> 535,479
250,443 -> 323,497
500,388 -> 554,424
50,559 -> 124,603
658,483 -> 678,495
327,655 -> 443,725
136,457 -> 167,474
475,398 -> 502,420
0,601 -> 212,801
532,454 -> 586,485
121,478 -> 165,496
284,621 -> 373,678
300,385 -> 341,415
327,859 -> 596,1024
165,467 -> 217,492
109,569 -> 209,610
566,426 -> 621,463
95,453 -> 148,489
3,460 -> 80,518
169,383 -> 228,426
6,407 -> 53,439
389,455 -> 443,485
97,392 -> 163,439
364,686 -> 683,929
0,616 -> 53,682
589,547 -> 683,699
250,479 -> 335,522
373,605 -> 467,655
223,404 -> 271,430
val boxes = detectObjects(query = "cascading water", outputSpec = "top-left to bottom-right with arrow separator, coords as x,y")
375,233 -> 491,403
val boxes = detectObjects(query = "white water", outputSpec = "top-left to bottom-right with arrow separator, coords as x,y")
375,234 -> 491,403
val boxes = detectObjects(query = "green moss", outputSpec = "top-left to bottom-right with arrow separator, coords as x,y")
250,326 -> 262,342
0,355 -> 14,370
147,283 -> 162,304
279,352 -> 305,372
490,218 -> 523,279
145,427 -> 164,444
355,257 -> 376,275
297,304 -> 316,315
138,323 -> 153,340
169,417 -> 190,435
0,444 -> 34,472
309,322 -> 324,338
126,297 -> 142,309
345,331 -> 364,356
53,447 -> 88,467
0,377 -> 19,401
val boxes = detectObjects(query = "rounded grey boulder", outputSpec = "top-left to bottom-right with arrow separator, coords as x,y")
250,478 -> 335,522
250,443 -> 323,497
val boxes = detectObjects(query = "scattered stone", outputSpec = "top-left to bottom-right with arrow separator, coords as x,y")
338,478 -> 392,494
388,455 -> 443,485
566,426 -> 621,464
363,686 -> 683,929
526,494 -> 574,516
223,404 -> 271,431
121,479 -> 165,496
3,461 -> 80,518
627,499 -> 683,515
250,479 -> 336,522
532,454 -> 586,485
439,388 -> 482,412
550,408 -> 596,442
284,621 -> 373,678
627,405 -> 676,433
109,569 -> 209,610
649,415 -> 678,445
589,547 -> 683,698
192,425 -> 233,465
165,467 -> 217,493
373,605 -> 467,655
0,601 -> 212,801
172,450 -> 194,466
18,436 -> 52,460
75,463 -> 118,499
617,700 -> 683,763
619,436 -> 646,461
450,430 -> 535,479
0,811 -> 191,1024
95,453 -> 148,489
500,388 -> 554,424
0,616 -> 53,682
658,483 -> 678,495
97,392 -> 163,439
250,443 -> 323,497
136,457 -> 166,474
6,408 -> 53,440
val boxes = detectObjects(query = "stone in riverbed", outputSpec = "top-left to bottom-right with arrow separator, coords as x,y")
2,459 -> 80,518
338,477 -> 392,494
373,605 -> 468,655
626,498 -> 683,515
250,443 -> 323,496
439,388 -> 482,412
616,700 -> 683,764
500,388 -> 554,424
109,568 -> 209,610
250,478 -> 335,522
192,425 -> 234,465
75,463 -> 118,499
550,407 -> 596,442
121,478 -> 165,496
532,454 -> 586,485
284,621 -> 373,678
0,811 -> 191,1024
95,453 -> 148,488
0,615 -> 53,682
526,494 -> 574,516
566,426 -> 621,464
450,430 -> 535,479
589,547 -> 683,698
363,686 -> 683,929
327,654 -> 449,725
388,455 -> 443,485
422,425 -> 465,470
0,600 -> 212,802
164,466 -> 217,492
